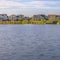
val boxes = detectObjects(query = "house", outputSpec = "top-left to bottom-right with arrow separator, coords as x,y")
56,15 -> 60,20
8,15 -> 17,21
48,14 -> 60,20
32,14 -> 47,21
0,14 -> 8,21
48,14 -> 56,20
18,15 -> 24,21
8,15 -> 25,22
24,17 -> 30,20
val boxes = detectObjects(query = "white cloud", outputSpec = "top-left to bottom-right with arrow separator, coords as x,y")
0,0 -> 25,8
0,0 -> 60,16
24,1 -> 60,9
0,0 -> 60,10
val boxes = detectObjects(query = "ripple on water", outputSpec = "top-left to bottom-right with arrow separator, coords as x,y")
0,25 -> 60,60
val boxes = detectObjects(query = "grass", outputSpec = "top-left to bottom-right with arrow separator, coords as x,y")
0,20 -> 60,24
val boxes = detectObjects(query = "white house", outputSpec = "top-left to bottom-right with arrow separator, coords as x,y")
0,14 -> 8,21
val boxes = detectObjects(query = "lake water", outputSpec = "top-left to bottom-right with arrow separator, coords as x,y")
0,24 -> 60,60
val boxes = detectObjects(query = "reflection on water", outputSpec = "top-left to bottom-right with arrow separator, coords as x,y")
0,24 -> 60,60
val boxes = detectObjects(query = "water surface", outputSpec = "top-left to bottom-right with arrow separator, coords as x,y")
0,24 -> 60,60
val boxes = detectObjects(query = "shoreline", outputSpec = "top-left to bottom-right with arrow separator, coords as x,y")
0,20 -> 59,24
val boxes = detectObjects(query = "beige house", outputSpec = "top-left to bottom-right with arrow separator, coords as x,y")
48,15 -> 56,20
8,15 -> 17,21
48,14 -> 60,20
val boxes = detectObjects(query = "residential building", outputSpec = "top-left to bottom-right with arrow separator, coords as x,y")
0,14 -> 8,21
32,14 -> 47,21
24,17 -> 30,20
56,15 -> 60,20
48,14 -> 60,20
18,15 -> 24,21
8,15 -> 17,21
48,14 -> 56,20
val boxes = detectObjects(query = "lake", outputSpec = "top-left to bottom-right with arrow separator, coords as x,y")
0,24 -> 60,60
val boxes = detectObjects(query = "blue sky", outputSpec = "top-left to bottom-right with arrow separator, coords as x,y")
0,0 -> 60,16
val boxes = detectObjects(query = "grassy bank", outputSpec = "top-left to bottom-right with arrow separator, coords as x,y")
0,20 -> 60,24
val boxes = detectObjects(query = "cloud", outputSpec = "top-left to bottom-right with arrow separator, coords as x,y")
0,0 -> 60,16
21,1 -> 60,9
0,0 -> 60,10
0,0 -> 25,8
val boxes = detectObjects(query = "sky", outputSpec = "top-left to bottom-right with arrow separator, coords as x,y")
0,0 -> 60,16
